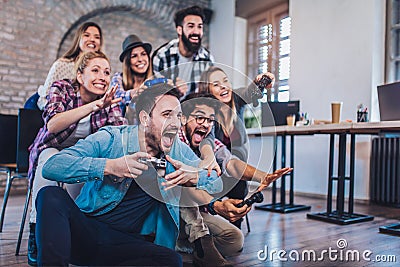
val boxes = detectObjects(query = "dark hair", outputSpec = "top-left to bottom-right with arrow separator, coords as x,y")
122,50 -> 153,90
181,92 -> 220,116
135,84 -> 181,121
63,22 -> 103,61
174,5 -> 205,27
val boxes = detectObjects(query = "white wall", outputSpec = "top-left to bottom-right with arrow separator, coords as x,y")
285,0 -> 385,199
211,0 -> 386,200
209,0 -> 235,78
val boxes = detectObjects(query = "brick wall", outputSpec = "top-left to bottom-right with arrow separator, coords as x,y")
0,0 -> 211,115
0,0 -> 211,194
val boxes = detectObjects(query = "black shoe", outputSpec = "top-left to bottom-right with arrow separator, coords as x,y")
193,235 -> 233,267
28,222 -> 37,266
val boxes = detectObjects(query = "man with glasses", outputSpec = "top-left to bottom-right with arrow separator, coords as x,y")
176,93 -> 291,265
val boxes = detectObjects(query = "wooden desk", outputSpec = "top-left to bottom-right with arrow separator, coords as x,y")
247,121 -> 400,225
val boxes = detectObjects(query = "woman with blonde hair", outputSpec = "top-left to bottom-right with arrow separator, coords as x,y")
37,21 -> 103,110
27,51 -> 126,266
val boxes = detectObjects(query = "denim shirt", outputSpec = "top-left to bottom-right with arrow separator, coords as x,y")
42,125 -> 222,249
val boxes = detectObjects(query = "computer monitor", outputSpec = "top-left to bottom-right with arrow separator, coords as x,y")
377,82 -> 400,121
261,100 -> 300,126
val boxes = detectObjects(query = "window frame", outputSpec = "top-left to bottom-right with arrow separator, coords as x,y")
246,2 -> 290,102
386,0 -> 400,82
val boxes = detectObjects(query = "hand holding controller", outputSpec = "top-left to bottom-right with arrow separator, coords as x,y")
138,157 -> 167,169
235,191 -> 264,208
251,74 -> 272,107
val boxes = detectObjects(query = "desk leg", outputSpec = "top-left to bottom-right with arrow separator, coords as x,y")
327,134 -> 334,214
379,223 -> 400,236
307,133 -> 374,225
256,135 -> 311,213
336,133 -> 346,216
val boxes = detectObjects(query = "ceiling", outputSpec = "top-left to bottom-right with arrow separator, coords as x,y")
235,0 -> 288,18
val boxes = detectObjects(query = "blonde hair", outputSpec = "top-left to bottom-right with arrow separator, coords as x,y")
72,51 -> 110,89
198,66 -> 237,135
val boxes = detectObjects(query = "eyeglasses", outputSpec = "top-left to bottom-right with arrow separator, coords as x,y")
189,114 -> 215,125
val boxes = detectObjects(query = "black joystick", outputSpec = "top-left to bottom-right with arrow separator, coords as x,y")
251,74 -> 272,107
235,191 -> 264,208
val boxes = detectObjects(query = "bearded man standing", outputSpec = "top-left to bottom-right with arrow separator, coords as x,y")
152,5 -> 214,98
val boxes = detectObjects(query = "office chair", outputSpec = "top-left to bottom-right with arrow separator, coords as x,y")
0,113 -> 18,231
0,108 -> 43,255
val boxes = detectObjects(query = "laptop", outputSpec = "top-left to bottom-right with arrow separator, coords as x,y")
261,100 -> 300,126
377,82 -> 400,121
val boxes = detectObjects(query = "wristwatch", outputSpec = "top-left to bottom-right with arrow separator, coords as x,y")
207,198 -> 221,215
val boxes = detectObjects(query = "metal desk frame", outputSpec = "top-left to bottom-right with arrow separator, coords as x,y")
248,122 -> 400,225
255,134 -> 311,213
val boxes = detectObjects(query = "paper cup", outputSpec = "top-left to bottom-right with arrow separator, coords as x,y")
286,114 -> 296,126
331,102 -> 343,123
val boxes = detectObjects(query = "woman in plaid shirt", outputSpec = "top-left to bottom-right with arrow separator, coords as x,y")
27,51 -> 126,266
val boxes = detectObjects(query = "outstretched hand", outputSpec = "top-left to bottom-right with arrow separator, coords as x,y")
94,85 -> 122,111
162,155 -> 200,190
199,156 -> 222,177
257,167 -> 293,191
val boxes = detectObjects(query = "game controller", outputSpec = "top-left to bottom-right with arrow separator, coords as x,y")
251,74 -> 272,107
144,78 -> 168,87
138,157 -> 167,169
235,191 -> 264,208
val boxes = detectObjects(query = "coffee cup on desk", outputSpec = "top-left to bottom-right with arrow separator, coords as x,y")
331,101 -> 343,124
286,114 -> 296,126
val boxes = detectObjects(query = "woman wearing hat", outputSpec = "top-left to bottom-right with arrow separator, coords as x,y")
112,34 -> 153,123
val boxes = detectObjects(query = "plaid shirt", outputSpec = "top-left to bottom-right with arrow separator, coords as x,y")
152,38 -> 214,96
28,79 -> 127,182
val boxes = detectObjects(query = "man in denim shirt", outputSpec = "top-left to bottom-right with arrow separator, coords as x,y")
35,84 -> 222,266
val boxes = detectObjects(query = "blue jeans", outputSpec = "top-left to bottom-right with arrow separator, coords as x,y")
36,186 -> 182,266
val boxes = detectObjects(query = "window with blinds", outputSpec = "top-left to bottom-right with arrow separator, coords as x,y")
386,0 -> 400,82
247,3 -> 290,102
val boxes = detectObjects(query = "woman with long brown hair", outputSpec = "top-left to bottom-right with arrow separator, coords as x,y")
37,22 -> 103,110
111,34 -> 154,123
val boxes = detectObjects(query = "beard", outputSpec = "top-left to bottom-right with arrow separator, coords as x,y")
184,126 -> 197,152
181,31 -> 202,53
144,129 -> 160,154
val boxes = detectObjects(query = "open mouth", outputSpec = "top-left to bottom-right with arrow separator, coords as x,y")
192,127 -> 208,144
93,83 -> 106,90
220,91 -> 229,97
189,35 -> 200,43
220,90 -> 232,100
87,43 -> 96,49
136,63 -> 147,69
161,129 -> 178,149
